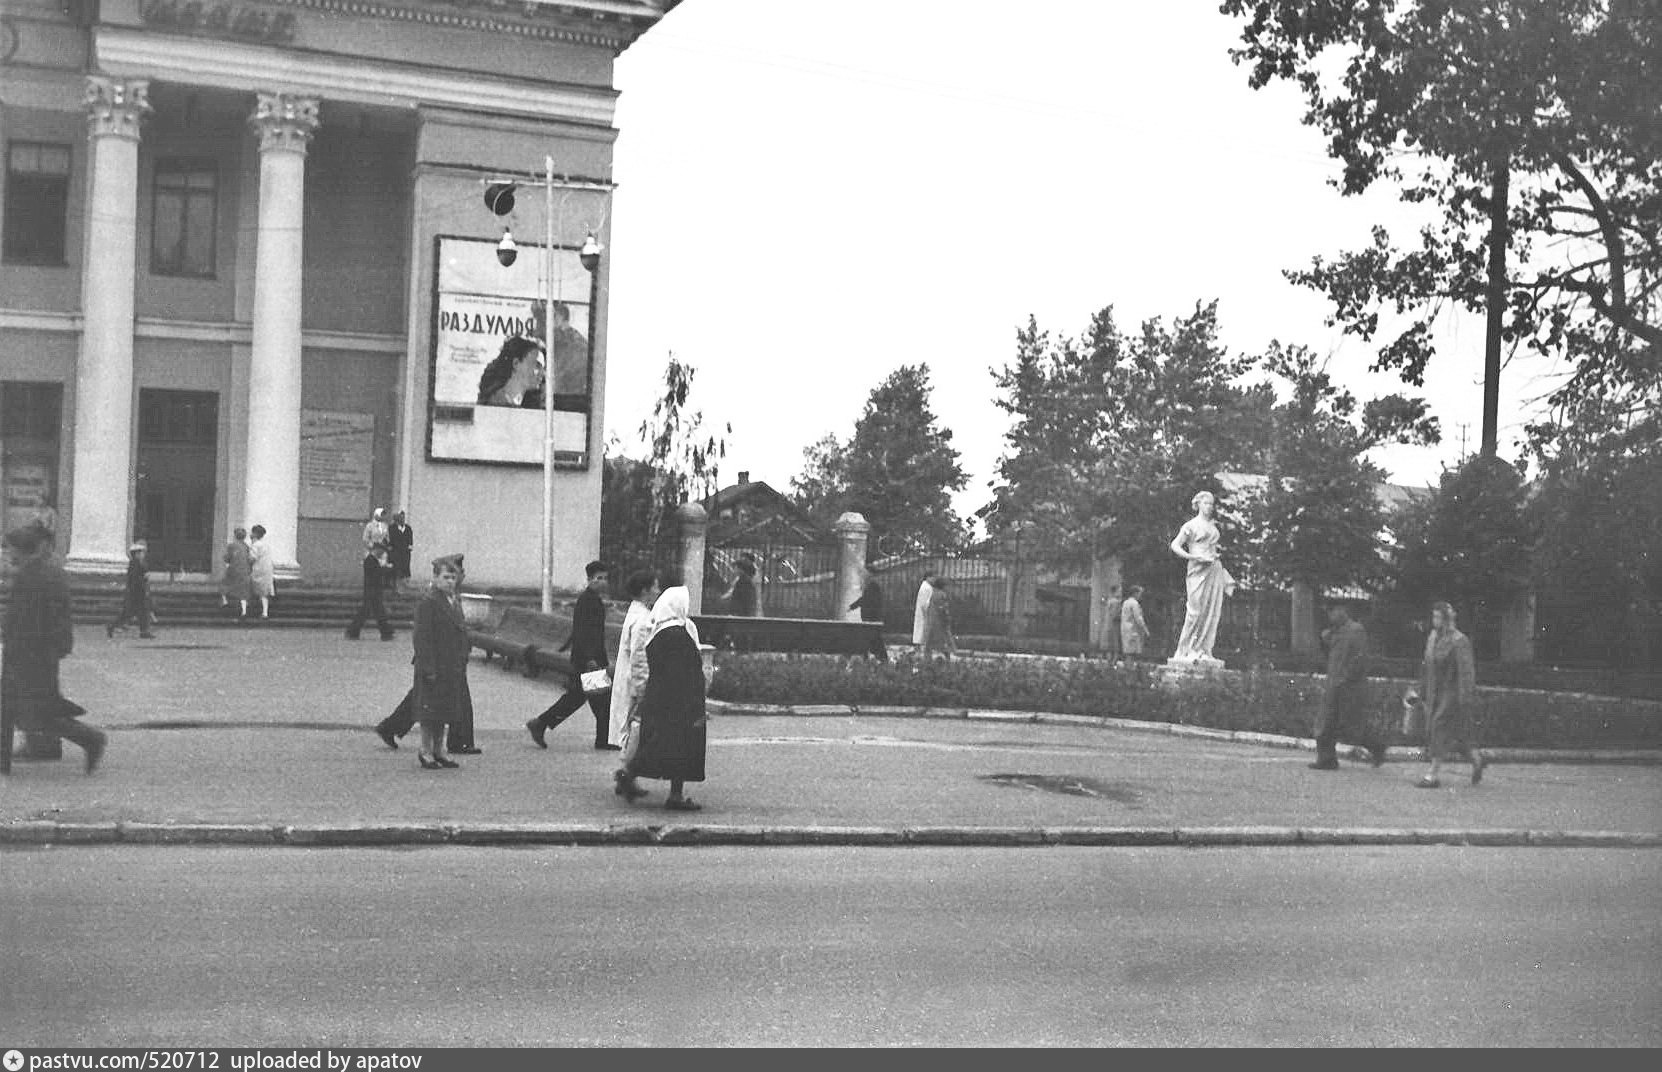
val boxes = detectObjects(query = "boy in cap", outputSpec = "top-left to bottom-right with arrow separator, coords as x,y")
106,541 -> 156,639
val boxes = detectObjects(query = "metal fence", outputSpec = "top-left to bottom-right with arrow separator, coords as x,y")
707,540 -> 842,619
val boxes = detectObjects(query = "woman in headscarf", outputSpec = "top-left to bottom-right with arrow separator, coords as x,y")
615,585 -> 707,810
1405,601 -> 1485,789
222,526 -> 252,618
362,508 -> 389,554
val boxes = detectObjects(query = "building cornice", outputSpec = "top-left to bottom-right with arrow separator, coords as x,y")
267,0 -> 679,54
94,26 -> 619,124
0,309 -> 404,353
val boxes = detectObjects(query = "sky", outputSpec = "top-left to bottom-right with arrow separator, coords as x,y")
603,0 -> 1565,523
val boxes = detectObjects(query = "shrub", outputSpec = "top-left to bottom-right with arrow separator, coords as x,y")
709,651 -> 1662,750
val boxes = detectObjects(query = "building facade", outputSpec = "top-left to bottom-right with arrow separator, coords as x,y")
0,0 -> 676,585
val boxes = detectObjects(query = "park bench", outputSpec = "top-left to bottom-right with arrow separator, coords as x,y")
694,614 -> 884,655
467,604 -> 575,678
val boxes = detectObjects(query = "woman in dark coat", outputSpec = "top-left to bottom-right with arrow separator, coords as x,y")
222,527 -> 252,617
387,510 -> 414,585
2,521 -> 105,775
1406,601 -> 1484,789
411,553 -> 470,770
616,586 -> 707,810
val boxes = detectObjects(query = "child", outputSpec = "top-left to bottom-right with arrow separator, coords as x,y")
106,541 -> 156,639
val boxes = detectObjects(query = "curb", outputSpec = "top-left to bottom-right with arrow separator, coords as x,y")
2,822 -> 1658,849
705,700 -> 1662,766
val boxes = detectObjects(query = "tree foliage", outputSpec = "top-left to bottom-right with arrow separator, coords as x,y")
988,302 -> 1273,585
636,353 -> 730,545
1222,0 -> 1662,450
788,365 -> 969,554
1384,454 -> 1537,656
1234,342 -> 1441,593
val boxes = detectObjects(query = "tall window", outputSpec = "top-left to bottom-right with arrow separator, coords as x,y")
2,142 -> 72,266
1,381 -> 64,535
151,158 -> 218,277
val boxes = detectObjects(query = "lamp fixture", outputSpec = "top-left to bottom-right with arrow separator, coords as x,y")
496,229 -> 517,267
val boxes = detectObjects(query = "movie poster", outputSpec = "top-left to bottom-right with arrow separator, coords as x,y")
428,236 -> 594,466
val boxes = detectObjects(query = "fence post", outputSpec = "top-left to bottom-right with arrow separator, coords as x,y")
832,512 -> 870,621
1089,553 -> 1123,652
676,502 -> 708,615
1290,582 -> 1319,655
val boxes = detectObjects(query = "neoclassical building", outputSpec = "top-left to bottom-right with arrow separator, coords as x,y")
0,0 -> 678,585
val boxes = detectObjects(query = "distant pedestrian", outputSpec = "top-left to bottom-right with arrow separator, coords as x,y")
1309,604 -> 1386,771
849,578 -> 888,662
412,553 -> 471,770
376,555 -> 473,751
387,509 -> 414,586
1101,585 -> 1123,658
222,527 -> 252,618
106,541 -> 156,639
362,507 -> 389,554
248,525 -> 275,620
526,560 -> 615,750
610,569 -> 661,753
2,521 -> 106,775
921,575 -> 956,659
1120,586 -> 1150,659
725,554 -> 759,617
1404,601 -> 1485,789
911,572 -> 936,647
614,585 -> 707,811
346,542 -> 396,641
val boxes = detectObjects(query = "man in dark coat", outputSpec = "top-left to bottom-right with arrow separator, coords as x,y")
346,542 -> 396,641
849,578 -> 888,662
375,554 -> 476,752
387,510 -> 414,586
106,541 -> 156,638
2,521 -> 106,775
1310,604 -> 1386,770
526,559 -> 614,750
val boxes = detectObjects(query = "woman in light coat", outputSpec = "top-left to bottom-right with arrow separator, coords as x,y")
248,524 -> 275,620
608,569 -> 661,751
1405,601 -> 1485,788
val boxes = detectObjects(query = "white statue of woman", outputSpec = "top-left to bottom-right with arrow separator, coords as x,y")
1168,490 -> 1236,668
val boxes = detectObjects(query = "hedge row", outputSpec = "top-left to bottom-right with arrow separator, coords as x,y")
707,651 -> 1662,750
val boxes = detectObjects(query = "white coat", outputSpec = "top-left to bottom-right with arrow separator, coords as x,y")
609,598 -> 654,748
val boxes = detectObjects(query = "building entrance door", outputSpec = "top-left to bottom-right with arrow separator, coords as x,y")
135,389 -> 218,573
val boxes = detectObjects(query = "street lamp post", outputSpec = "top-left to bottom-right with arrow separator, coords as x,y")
483,159 -> 609,614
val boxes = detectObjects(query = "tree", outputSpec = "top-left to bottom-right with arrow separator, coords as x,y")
598,441 -> 663,562
788,432 -> 852,531
1234,342 -> 1441,594
1385,454 -> 1537,659
1222,0 -> 1662,456
791,365 -> 969,554
635,353 -> 730,547
988,301 -> 1273,583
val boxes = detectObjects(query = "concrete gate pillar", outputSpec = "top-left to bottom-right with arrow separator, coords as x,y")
832,512 -> 870,621
676,503 -> 708,614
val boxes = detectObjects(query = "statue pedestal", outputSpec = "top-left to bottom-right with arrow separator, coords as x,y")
1165,654 -> 1225,672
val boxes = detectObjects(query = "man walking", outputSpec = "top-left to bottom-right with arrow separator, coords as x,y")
526,560 -> 615,750
1310,604 -> 1386,770
346,542 -> 396,641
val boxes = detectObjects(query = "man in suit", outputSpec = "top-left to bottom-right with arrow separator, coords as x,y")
375,554 -> 477,753
526,560 -> 615,750
1310,603 -> 1386,770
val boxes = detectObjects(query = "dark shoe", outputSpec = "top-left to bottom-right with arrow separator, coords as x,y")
664,797 -> 702,812
451,745 -> 482,755
594,743 -> 622,751
1470,752 -> 1486,786
1308,758 -> 1340,771
433,754 -> 460,769
418,752 -> 440,770
84,734 -> 107,775
376,726 -> 399,751
614,769 -> 648,801
525,719 -> 547,749
1368,743 -> 1388,768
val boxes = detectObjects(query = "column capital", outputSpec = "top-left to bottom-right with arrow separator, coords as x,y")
250,92 -> 320,154
83,76 -> 152,140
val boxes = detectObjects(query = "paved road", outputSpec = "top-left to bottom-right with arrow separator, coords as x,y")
3,846 -> 1657,1046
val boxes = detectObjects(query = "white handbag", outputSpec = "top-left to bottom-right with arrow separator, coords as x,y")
580,668 -> 612,695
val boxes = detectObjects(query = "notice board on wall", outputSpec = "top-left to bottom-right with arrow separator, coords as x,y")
300,409 -> 375,519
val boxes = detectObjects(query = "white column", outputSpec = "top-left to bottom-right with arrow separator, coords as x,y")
65,77 -> 150,574
243,92 -> 318,579
833,512 -> 870,621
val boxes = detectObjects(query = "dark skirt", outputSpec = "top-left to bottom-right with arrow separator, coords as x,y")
413,667 -> 471,730
628,628 -> 707,783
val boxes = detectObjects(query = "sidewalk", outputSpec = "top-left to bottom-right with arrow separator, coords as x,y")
2,627 -> 1659,847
